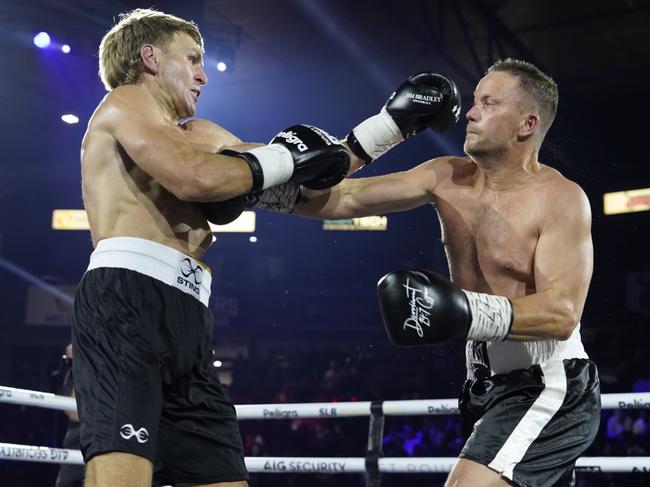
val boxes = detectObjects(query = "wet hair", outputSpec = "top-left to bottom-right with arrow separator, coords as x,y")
98,8 -> 203,91
488,58 -> 558,138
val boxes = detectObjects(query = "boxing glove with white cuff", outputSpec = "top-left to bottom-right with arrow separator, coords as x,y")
346,72 -> 461,164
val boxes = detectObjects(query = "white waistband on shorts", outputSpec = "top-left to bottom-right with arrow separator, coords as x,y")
465,323 -> 588,378
87,237 -> 212,307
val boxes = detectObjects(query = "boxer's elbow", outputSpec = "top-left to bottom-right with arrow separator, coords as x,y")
173,168 -> 243,202
536,287 -> 581,340
344,195 -> 369,218
552,300 -> 580,341
169,172 -> 208,201
174,180 -> 234,202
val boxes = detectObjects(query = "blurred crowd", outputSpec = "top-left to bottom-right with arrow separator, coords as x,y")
1,318 -> 649,486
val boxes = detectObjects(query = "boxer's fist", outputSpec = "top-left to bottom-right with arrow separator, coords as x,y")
270,125 -> 350,190
377,269 -> 471,346
225,124 -> 350,191
200,196 -> 245,225
386,72 -> 461,136
377,269 -> 513,347
347,73 -> 461,163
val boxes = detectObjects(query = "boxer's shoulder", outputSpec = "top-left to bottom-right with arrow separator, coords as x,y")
423,155 -> 476,187
91,85 -> 163,129
535,165 -> 589,207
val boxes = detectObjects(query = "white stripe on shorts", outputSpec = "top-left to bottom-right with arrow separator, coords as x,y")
488,360 -> 568,480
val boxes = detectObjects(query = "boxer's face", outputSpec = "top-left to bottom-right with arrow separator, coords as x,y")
464,71 -> 529,158
157,32 -> 207,119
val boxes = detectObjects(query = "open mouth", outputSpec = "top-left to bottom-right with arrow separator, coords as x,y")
190,89 -> 200,101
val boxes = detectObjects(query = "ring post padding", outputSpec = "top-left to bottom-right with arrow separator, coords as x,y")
365,400 -> 385,487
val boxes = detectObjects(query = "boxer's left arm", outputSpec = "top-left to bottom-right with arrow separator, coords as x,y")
294,157 -> 452,219
508,181 -> 593,341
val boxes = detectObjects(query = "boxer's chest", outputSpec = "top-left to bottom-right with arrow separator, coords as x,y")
433,187 -> 541,285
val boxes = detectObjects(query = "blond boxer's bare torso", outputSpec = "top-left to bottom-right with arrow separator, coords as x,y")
81,86 -> 251,259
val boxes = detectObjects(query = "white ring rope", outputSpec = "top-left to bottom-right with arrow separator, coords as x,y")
0,386 -> 75,412
0,443 -> 648,473
1,386 -> 648,418
2,386 -> 649,476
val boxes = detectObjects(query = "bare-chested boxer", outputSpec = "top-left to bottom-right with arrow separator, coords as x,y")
72,8 -> 356,487
73,8 -> 460,487
245,59 -> 600,486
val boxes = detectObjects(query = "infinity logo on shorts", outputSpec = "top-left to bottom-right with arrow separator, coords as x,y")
120,424 -> 150,444
179,258 -> 203,285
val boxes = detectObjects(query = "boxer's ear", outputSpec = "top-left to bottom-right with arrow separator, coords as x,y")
140,44 -> 159,74
518,113 -> 539,140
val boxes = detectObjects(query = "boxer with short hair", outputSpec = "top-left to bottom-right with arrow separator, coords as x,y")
74,8 -> 451,487
287,59 -> 600,486
74,8 -> 359,487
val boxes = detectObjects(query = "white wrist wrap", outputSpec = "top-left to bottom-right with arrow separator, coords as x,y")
247,145 -> 294,190
351,108 -> 404,160
461,290 -> 513,342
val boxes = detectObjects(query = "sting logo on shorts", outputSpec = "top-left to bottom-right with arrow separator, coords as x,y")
120,424 -> 150,444
179,258 -> 203,285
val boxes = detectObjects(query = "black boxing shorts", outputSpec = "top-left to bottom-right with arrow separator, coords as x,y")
459,358 -> 600,487
72,237 -> 248,484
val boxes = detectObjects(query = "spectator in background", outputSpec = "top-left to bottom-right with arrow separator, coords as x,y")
632,411 -> 647,438
54,343 -> 84,487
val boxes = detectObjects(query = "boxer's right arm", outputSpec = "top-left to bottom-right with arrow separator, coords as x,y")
345,73 -> 461,170
102,88 -> 350,202
102,87 -> 254,201
293,157 -> 449,219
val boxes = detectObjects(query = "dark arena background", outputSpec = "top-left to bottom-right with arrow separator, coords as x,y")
1,0 -> 649,486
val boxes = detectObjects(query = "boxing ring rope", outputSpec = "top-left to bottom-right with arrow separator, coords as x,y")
1,442 -> 648,474
1,385 -> 649,479
2,385 -> 647,417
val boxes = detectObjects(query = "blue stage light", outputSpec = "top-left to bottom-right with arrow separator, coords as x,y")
33,32 -> 51,48
61,114 -> 79,124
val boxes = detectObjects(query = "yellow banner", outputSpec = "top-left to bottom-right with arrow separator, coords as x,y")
323,216 -> 388,231
52,210 -> 256,233
603,188 -> 650,215
51,210 -> 89,230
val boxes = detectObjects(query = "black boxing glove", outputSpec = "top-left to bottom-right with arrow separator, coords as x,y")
224,124 -> 350,192
200,196 -> 246,225
377,269 -> 513,347
270,125 -> 350,190
347,73 -> 461,164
